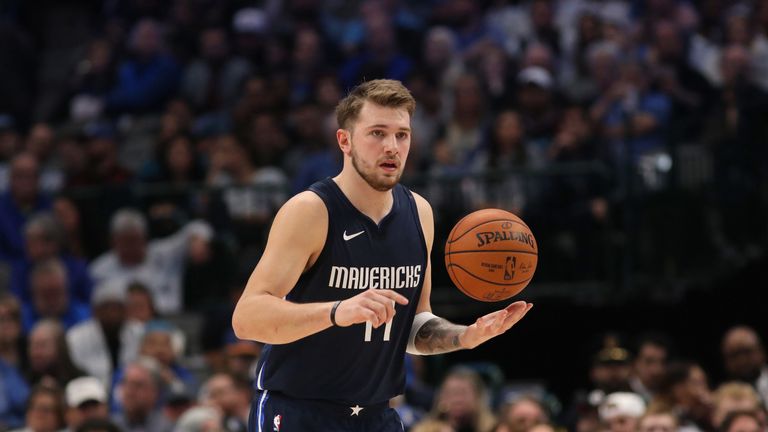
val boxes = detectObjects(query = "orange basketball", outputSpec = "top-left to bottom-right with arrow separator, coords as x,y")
445,208 -> 538,302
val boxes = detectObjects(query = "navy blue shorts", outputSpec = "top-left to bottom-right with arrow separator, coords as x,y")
249,390 -> 404,432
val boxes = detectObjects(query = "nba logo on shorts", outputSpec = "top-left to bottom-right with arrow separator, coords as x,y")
273,414 -> 281,431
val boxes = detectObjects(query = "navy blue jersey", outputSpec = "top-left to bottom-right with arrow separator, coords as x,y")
254,178 -> 427,405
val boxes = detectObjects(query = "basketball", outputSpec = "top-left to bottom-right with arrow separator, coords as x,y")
445,208 -> 538,302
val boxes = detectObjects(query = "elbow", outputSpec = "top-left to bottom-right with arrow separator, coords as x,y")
231,306 -> 260,341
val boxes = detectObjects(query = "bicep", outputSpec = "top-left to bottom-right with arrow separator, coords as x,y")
243,193 -> 327,299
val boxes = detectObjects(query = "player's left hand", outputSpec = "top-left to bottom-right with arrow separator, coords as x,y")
459,301 -> 533,349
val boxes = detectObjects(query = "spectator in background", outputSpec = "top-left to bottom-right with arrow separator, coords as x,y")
703,44 -> 768,259
206,134 -> 287,253
719,410 -> 763,432
630,333 -> 671,403
125,282 -> 156,324
73,418 -> 122,432
590,59 -> 671,167
9,213 -> 93,305
495,395 -> 550,432
432,73 -> 489,174
21,259 -> 90,333
411,418 -> 456,432
598,392 -> 646,432
181,26 -> 251,115
653,361 -> 713,432
66,121 -> 132,188
645,19 -> 713,144
90,208 -> 213,314
64,377 -> 110,432
24,123 -> 63,193
110,320 -> 195,414
0,294 -> 26,367
52,196 -> 86,259
0,153 -> 51,260
138,134 -> 207,237
637,409 -> 678,432
23,319 -> 84,388
429,367 -> 497,432
0,115 -> 22,192
515,66 -> 560,143
0,354 -> 30,430
67,38 -> 116,123
339,5 -> 414,88
104,19 -> 181,115
172,405 -> 222,432
720,326 -> 768,406
111,358 -> 173,432
198,372 -> 249,432
9,385 -> 66,432
711,382 -> 765,430
67,279 -> 143,389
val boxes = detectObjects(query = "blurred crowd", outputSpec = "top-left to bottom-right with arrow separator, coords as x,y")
1,0 -> 768,431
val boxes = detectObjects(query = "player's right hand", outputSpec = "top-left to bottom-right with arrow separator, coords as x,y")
333,289 -> 409,328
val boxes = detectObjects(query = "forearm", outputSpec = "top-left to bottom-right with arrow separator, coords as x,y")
413,317 -> 467,355
232,293 -> 333,344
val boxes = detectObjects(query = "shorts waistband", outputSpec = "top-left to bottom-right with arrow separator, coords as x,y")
262,390 -> 389,418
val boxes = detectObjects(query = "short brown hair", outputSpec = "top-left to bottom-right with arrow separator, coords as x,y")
335,79 -> 416,129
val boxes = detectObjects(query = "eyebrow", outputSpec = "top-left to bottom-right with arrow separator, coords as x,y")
366,124 -> 412,132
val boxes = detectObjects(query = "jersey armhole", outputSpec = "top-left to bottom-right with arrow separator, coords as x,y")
402,186 -> 429,264
297,187 -> 333,283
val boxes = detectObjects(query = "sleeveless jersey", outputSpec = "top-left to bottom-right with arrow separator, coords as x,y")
254,178 -> 428,405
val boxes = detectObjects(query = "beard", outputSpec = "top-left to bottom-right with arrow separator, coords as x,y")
349,139 -> 403,192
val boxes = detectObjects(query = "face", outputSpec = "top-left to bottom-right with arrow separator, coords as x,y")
29,327 -> 59,371
723,330 -> 765,381
505,400 -> 548,432
53,197 -> 80,231
32,272 -> 69,317
25,226 -> 57,260
606,415 -> 640,432
95,301 -> 125,331
127,289 -> 154,322
140,331 -> 175,366
166,137 -> 193,176
26,123 -> 55,158
0,304 -> 21,344
121,365 -> 158,417
10,154 -> 39,202
495,112 -> 524,147
113,229 -> 147,265
205,375 -> 239,413
639,414 -> 676,432
340,101 -> 411,192
591,362 -> 632,393
727,415 -> 762,432
27,392 -> 62,432
635,343 -> 667,391
437,376 -> 479,422
66,400 -> 109,429
713,397 -> 760,427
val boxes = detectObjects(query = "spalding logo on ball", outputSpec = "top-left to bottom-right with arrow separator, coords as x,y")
445,208 -> 538,302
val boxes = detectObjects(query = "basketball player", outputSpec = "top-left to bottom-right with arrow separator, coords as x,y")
232,79 -> 533,431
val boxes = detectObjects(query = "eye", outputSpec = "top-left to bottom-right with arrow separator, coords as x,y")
396,132 -> 409,140
371,130 -> 384,137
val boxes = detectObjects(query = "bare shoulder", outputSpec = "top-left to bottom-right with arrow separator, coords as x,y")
410,190 -> 434,223
268,191 -> 328,244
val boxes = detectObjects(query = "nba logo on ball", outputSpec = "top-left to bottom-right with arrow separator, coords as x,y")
445,209 -> 538,302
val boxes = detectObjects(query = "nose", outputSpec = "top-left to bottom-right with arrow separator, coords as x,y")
382,135 -> 398,154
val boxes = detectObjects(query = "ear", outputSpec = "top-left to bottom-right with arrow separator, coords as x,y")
337,129 -> 352,156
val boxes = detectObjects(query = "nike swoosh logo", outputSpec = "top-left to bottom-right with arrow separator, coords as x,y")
343,230 -> 365,241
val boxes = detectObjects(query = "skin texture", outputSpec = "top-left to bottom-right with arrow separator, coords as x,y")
232,96 -> 532,352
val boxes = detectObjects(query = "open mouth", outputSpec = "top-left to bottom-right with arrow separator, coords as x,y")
379,161 -> 398,172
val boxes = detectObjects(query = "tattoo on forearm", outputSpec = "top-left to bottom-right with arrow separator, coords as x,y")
415,318 -> 465,354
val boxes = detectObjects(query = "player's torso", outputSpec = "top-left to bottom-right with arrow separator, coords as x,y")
257,178 -> 427,405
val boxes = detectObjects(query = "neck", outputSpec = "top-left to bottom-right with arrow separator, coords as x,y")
334,167 -> 394,224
